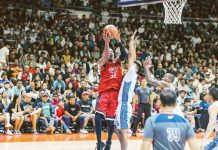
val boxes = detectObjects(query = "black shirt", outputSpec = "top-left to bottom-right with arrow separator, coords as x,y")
78,99 -> 92,113
8,103 -> 24,114
21,101 -> 35,111
64,102 -> 80,116
0,102 -> 4,113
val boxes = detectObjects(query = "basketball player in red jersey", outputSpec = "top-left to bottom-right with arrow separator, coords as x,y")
95,32 -> 128,150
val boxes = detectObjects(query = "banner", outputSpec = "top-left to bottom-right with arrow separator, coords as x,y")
117,0 -> 169,7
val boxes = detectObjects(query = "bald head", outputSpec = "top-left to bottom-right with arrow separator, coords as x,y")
163,73 -> 175,83
25,93 -> 32,102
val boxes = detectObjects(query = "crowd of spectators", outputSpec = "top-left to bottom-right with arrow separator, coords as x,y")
0,1 -> 217,135
2,0 -> 218,20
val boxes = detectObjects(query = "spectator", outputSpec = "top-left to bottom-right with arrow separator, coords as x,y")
0,42 -> 10,70
63,94 -> 87,134
17,66 -> 33,87
53,74 -> 66,94
13,80 -> 25,96
8,95 -> 25,134
177,90 -> 187,105
0,81 -> 14,101
0,95 -> 13,135
178,78 -> 190,93
51,92 -> 60,106
36,92 -> 56,134
30,74 -> 43,93
88,68 -> 100,84
54,100 -> 71,134
9,59 -> 22,78
78,91 -> 95,131
154,63 -> 165,79
76,80 -> 88,99
0,72 -> 10,87
21,93 -> 40,134
1,91 -> 11,110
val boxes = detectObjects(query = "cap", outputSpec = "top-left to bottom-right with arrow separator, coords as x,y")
53,92 -> 59,97
206,72 -> 210,75
67,93 -> 75,99
82,91 -> 89,96
93,63 -> 98,66
42,92 -> 49,97
4,81 -> 10,84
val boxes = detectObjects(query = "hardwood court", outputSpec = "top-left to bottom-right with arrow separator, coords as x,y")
0,132 -> 215,150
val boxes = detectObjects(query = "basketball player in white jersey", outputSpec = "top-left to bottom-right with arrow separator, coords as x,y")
143,58 -> 184,117
200,87 -> 218,150
115,31 -> 141,150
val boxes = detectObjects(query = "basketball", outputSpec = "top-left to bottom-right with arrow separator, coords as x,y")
103,25 -> 119,39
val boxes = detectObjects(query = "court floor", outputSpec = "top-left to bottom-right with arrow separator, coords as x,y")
0,132 -> 214,150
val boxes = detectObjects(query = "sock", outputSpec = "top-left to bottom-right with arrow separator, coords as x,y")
95,113 -> 103,143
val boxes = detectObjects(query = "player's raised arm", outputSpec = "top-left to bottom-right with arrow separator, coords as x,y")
128,31 -> 138,68
98,32 -> 110,69
115,33 -> 128,61
143,58 -> 165,88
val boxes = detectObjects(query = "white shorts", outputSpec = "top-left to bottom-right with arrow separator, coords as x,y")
115,103 -> 132,129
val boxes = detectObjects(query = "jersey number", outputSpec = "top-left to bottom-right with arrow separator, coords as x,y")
110,73 -> 117,79
167,128 -> 180,142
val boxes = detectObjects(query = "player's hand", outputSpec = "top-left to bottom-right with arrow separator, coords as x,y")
143,57 -> 152,68
129,31 -> 138,49
114,30 -> 121,42
103,30 -> 111,43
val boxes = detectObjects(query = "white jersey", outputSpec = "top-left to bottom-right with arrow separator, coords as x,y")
116,65 -> 137,129
118,65 -> 138,103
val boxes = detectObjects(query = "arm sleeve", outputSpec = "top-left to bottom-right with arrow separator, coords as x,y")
143,117 -> 154,139
119,42 -> 128,61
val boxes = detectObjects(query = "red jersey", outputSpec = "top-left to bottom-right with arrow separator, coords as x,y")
55,105 -> 64,119
21,71 -> 30,83
98,61 -> 122,93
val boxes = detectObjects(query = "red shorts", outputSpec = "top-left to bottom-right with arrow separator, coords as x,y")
96,90 -> 119,120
